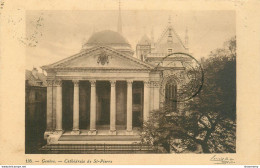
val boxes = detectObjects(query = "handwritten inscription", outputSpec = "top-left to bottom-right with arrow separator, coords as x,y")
210,155 -> 235,164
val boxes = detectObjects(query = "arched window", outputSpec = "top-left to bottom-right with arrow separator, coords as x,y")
165,80 -> 177,111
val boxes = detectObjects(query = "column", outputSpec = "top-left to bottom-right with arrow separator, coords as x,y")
46,80 -> 53,131
109,80 -> 116,135
89,80 -> 97,135
126,80 -> 133,134
153,81 -> 160,110
44,80 -> 53,139
72,80 -> 80,134
55,80 -> 63,132
149,82 -> 154,111
143,80 -> 150,122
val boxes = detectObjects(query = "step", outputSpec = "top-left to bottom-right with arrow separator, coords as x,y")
59,135 -> 141,141
41,144 -> 156,151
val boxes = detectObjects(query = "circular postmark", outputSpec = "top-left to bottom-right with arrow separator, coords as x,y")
154,52 -> 204,103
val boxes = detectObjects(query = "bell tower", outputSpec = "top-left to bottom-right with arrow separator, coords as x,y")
136,34 -> 151,61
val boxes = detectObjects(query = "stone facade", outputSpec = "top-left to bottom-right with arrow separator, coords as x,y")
41,18 -> 191,144
42,45 -> 161,142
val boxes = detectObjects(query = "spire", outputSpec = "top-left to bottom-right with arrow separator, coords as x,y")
168,15 -> 172,25
117,0 -> 122,34
185,27 -> 189,50
167,15 -> 173,43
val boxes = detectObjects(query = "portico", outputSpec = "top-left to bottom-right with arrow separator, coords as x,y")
43,46 -> 160,141
52,79 -> 151,135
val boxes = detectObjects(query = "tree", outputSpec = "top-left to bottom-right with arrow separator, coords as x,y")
141,37 -> 236,153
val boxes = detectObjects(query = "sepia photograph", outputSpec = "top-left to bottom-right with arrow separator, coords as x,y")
1,0 -> 260,166
25,3 -> 236,154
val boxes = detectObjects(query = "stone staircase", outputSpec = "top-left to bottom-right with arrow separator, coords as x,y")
41,130 -> 161,153
59,135 -> 141,141
40,143 -> 159,154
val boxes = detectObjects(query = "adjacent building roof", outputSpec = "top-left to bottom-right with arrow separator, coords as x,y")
152,24 -> 187,54
138,34 -> 151,45
26,68 -> 47,87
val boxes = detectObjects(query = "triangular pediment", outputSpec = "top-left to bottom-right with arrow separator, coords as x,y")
42,46 -> 154,71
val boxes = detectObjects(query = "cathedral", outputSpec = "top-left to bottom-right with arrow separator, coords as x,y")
41,7 -> 191,148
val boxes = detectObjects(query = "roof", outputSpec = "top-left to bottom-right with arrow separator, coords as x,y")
26,69 -> 47,87
138,34 -> 151,45
86,30 -> 130,46
153,24 -> 187,54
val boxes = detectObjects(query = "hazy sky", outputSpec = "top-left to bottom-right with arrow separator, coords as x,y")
26,10 -> 235,70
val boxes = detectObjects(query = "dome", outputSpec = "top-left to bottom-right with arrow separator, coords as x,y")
82,30 -> 133,56
87,30 -> 129,45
